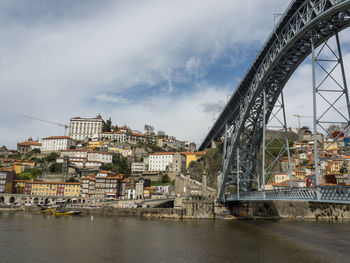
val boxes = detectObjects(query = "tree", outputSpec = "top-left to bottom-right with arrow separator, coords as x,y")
44,152 -> 59,162
49,163 -> 62,173
17,167 -> 42,180
161,174 -> 170,183
103,118 -> 112,132
30,148 -> 41,154
144,124 -> 155,134
301,126 -> 311,133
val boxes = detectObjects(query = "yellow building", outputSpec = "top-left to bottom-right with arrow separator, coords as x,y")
180,151 -> 206,168
31,182 -> 57,196
326,161 -> 340,174
63,183 -> 81,197
13,160 -> 36,174
17,181 -> 81,197
13,180 -> 27,194
144,187 -> 156,198
88,140 -> 104,149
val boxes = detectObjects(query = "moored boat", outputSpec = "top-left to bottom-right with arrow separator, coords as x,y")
48,208 -> 82,215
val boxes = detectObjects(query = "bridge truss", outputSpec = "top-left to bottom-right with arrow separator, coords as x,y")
199,0 -> 350,204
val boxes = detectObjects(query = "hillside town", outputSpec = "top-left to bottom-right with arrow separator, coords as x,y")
264,127 -> 350,190
0,114 -> 208,208
0,114 -> 349,209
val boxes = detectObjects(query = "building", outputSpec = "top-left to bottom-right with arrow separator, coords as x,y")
87,151 -> 113,163
0,146 -> 8,155
149,152 -> 186,172
88,140 -> 104,149
13,160 -> 36,174
81,174 -> 96,197
126,132 -> 146,144
0,168 -> 15,193
57,150 -> 113,168
100,131 -> 126,143
131,162 -> 147,174
274,173 -> 291,184
69,114 -> 105,141
169,153 -> 186,173
326,161 -> 340,174
14,181 -> 81,197
41,136 -> 75,152
180,151 -> 205,169
17,139 -> 42,154
135,182 -> 144,200
94,171 -> 124,198
143,187 -> 156,198
109,146 -> 132,157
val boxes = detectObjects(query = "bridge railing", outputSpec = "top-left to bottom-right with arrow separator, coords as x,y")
226,186 -> 350,203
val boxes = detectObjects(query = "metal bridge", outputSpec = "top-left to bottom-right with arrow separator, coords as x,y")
199,0 -> 350,204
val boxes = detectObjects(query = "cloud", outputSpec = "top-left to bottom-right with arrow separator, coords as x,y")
96,94 -> 130,104
5,0 -> 336,148
199,101 -> 225,114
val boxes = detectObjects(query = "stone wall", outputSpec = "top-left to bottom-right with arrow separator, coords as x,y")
229,201 -> 350,220
181,199 -> 215,219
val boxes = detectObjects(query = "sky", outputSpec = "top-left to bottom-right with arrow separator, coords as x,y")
1,0 -> 350,149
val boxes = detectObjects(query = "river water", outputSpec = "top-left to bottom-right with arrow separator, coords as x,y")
0,212 -> 350,263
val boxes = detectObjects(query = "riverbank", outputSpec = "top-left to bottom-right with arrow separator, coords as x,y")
229,200 -> 350,220
5,200 -> 350,221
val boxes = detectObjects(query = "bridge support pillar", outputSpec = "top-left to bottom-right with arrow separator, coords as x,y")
311,31 -> 350,186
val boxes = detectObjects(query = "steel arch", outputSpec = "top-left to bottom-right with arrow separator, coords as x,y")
198,0 -> 350,201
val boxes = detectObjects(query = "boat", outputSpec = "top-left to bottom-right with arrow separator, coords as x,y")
39,206 -> 81,215
48,208 -> 82,216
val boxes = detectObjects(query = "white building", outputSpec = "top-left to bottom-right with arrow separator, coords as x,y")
274,173 -> 291,184
87,151 -> 113,163
69,114 -> 105,141
148,152 -> 186,172
131,162 -> 147,174
41,136 -> 75,152
100,131 -> 126,143
149,152 -> 174,171
17,140 -> 42,154
58,149 -> 113,164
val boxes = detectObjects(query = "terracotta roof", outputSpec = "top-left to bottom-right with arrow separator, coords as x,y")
17,141 -> 42,146
42,136 -> 73,140
151,152 -> 175,156
61,149 -> 89,152
19,181 -> 81,185
0,168 -> 14,172
131,132 -> 144,137
180,151 -> 194,155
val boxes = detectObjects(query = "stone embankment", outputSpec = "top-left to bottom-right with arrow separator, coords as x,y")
229,201 -> 350,220
25,201 -> 218,219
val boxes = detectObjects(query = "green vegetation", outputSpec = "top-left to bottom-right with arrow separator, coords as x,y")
8,154 -> 21,159
16,167 -> 42,180
103,117 -> 112,132
30,148 -> 41,154
49,163 -> 62,173
266,139 -> 294,158
66,177 -> 79,182
44,152 -> 60,162
161,174 -> 170,183
100,153 -> 130,176
146,144 -> 164,153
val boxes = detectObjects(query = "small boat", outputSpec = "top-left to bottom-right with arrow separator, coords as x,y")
48,208 -> 82,216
